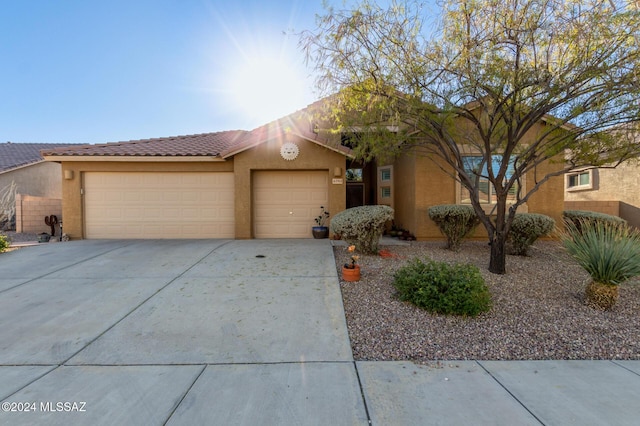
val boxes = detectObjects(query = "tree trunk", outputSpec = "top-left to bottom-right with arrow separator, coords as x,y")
489,231 -> 507,274
488,196 -> 509,275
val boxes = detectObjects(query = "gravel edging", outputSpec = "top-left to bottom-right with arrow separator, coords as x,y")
335,241 -> 640,361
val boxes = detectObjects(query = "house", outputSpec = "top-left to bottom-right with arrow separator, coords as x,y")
564,160 -> 640,228
42,104 -> 565,240
0,142 -> 78,232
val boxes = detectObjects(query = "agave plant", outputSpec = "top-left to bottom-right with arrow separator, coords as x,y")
562,219 -> 640,310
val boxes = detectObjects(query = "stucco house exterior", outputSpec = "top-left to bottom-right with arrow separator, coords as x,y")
564,160 -> 640,228
42,104 -> 565,240
0,142 -> 78,232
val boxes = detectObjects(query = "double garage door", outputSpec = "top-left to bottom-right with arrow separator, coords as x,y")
83,171 -> 328,239
83,172 -> 235,239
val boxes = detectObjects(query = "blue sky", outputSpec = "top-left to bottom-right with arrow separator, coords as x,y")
0,1 -> 327,144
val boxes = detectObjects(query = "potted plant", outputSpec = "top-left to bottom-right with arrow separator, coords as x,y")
342,245 -> 361,281
312,206 -> 330,239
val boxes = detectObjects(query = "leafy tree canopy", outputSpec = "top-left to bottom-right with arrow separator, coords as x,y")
301,0 -> 640,274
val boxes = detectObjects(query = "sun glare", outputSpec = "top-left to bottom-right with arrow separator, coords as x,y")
227,53 -> 310,127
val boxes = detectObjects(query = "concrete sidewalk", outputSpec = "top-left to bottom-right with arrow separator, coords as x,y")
0,240 -> 639,425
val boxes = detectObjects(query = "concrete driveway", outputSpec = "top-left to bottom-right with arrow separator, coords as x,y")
0,240 -> 363,425
2,240 -> 640,425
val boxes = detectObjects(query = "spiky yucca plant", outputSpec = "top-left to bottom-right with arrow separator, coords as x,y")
562,220 -> 640,310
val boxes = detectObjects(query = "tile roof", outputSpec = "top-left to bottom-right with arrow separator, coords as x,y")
40,131 -> 249,157
40,101 -> 353,159
0,142 -> 80,172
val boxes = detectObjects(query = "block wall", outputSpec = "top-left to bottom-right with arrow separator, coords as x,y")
15,194 -> 62,234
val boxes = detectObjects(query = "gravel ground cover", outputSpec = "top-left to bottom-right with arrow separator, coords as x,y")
2,231 -> 39,243
335,241 -> 640,361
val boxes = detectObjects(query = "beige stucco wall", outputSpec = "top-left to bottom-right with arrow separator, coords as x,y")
564,200 -> 620,216
0,161 -> 63,198
412,154 -> 458,240
392,155 -> 417,233
565,160 -> 640,207
399,119 -> 566,240
54,135 -> 347,240
232,135 -> 347,239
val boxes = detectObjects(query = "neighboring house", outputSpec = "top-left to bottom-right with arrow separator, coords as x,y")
0,142 -> 78,198
0,142 -> 79,232
564,160 -> 640,228
42,104 -> 565,240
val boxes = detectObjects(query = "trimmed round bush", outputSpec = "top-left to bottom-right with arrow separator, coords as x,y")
507,213 -> 555,256
562,210 -> 626,234
428,205 -> 479,251
393,258 -> 492,317
330,205 -> 394,254
0,234 -> 9,252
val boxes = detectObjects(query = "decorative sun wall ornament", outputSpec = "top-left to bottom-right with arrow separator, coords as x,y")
280,142 -> 299,161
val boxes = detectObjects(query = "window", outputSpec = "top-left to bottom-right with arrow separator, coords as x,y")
346,168 -> 363,182
377,165 -> 394,207
460,155 -> 518,204
566,170 -> 593,191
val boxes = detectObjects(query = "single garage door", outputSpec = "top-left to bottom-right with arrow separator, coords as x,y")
253,170 -> 328,238
84,172 -> 234,239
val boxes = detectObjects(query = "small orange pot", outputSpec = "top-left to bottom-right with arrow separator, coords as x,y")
342,265 -> 361,282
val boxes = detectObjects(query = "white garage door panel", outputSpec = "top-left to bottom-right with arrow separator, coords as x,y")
84,172 -> 234,239
254,171 -> 328,238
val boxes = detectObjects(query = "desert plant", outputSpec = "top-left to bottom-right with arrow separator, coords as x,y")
45,214 -> 59,237
330,205 -> 394,254
506,213 -> 555,256
428,205 -> 480,251
314,206 -> 330,227
393,258 -> 491,317
562,220 -> 640,310
562,210 -> 626,234
0,181 -> 17,231
0,234 -> 9,252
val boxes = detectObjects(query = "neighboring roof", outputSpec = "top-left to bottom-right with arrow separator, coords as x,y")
41,102 -> 354,160
0,142 -> 80,172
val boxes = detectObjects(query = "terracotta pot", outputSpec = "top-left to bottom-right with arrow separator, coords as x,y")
342,265 -> 361,282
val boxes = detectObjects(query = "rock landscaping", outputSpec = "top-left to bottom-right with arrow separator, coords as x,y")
334,241 -> 640,361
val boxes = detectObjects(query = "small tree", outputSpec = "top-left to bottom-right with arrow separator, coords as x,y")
302,0 -> 640,274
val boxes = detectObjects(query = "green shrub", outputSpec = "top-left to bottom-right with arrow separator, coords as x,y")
330,205 -> 394,254
562,220 -> 640,285
507,213 -> 555,256
428,205 -> 480,251
562,210 -> 626,234
393,258 -> 492,317
0,234 -> 9,252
